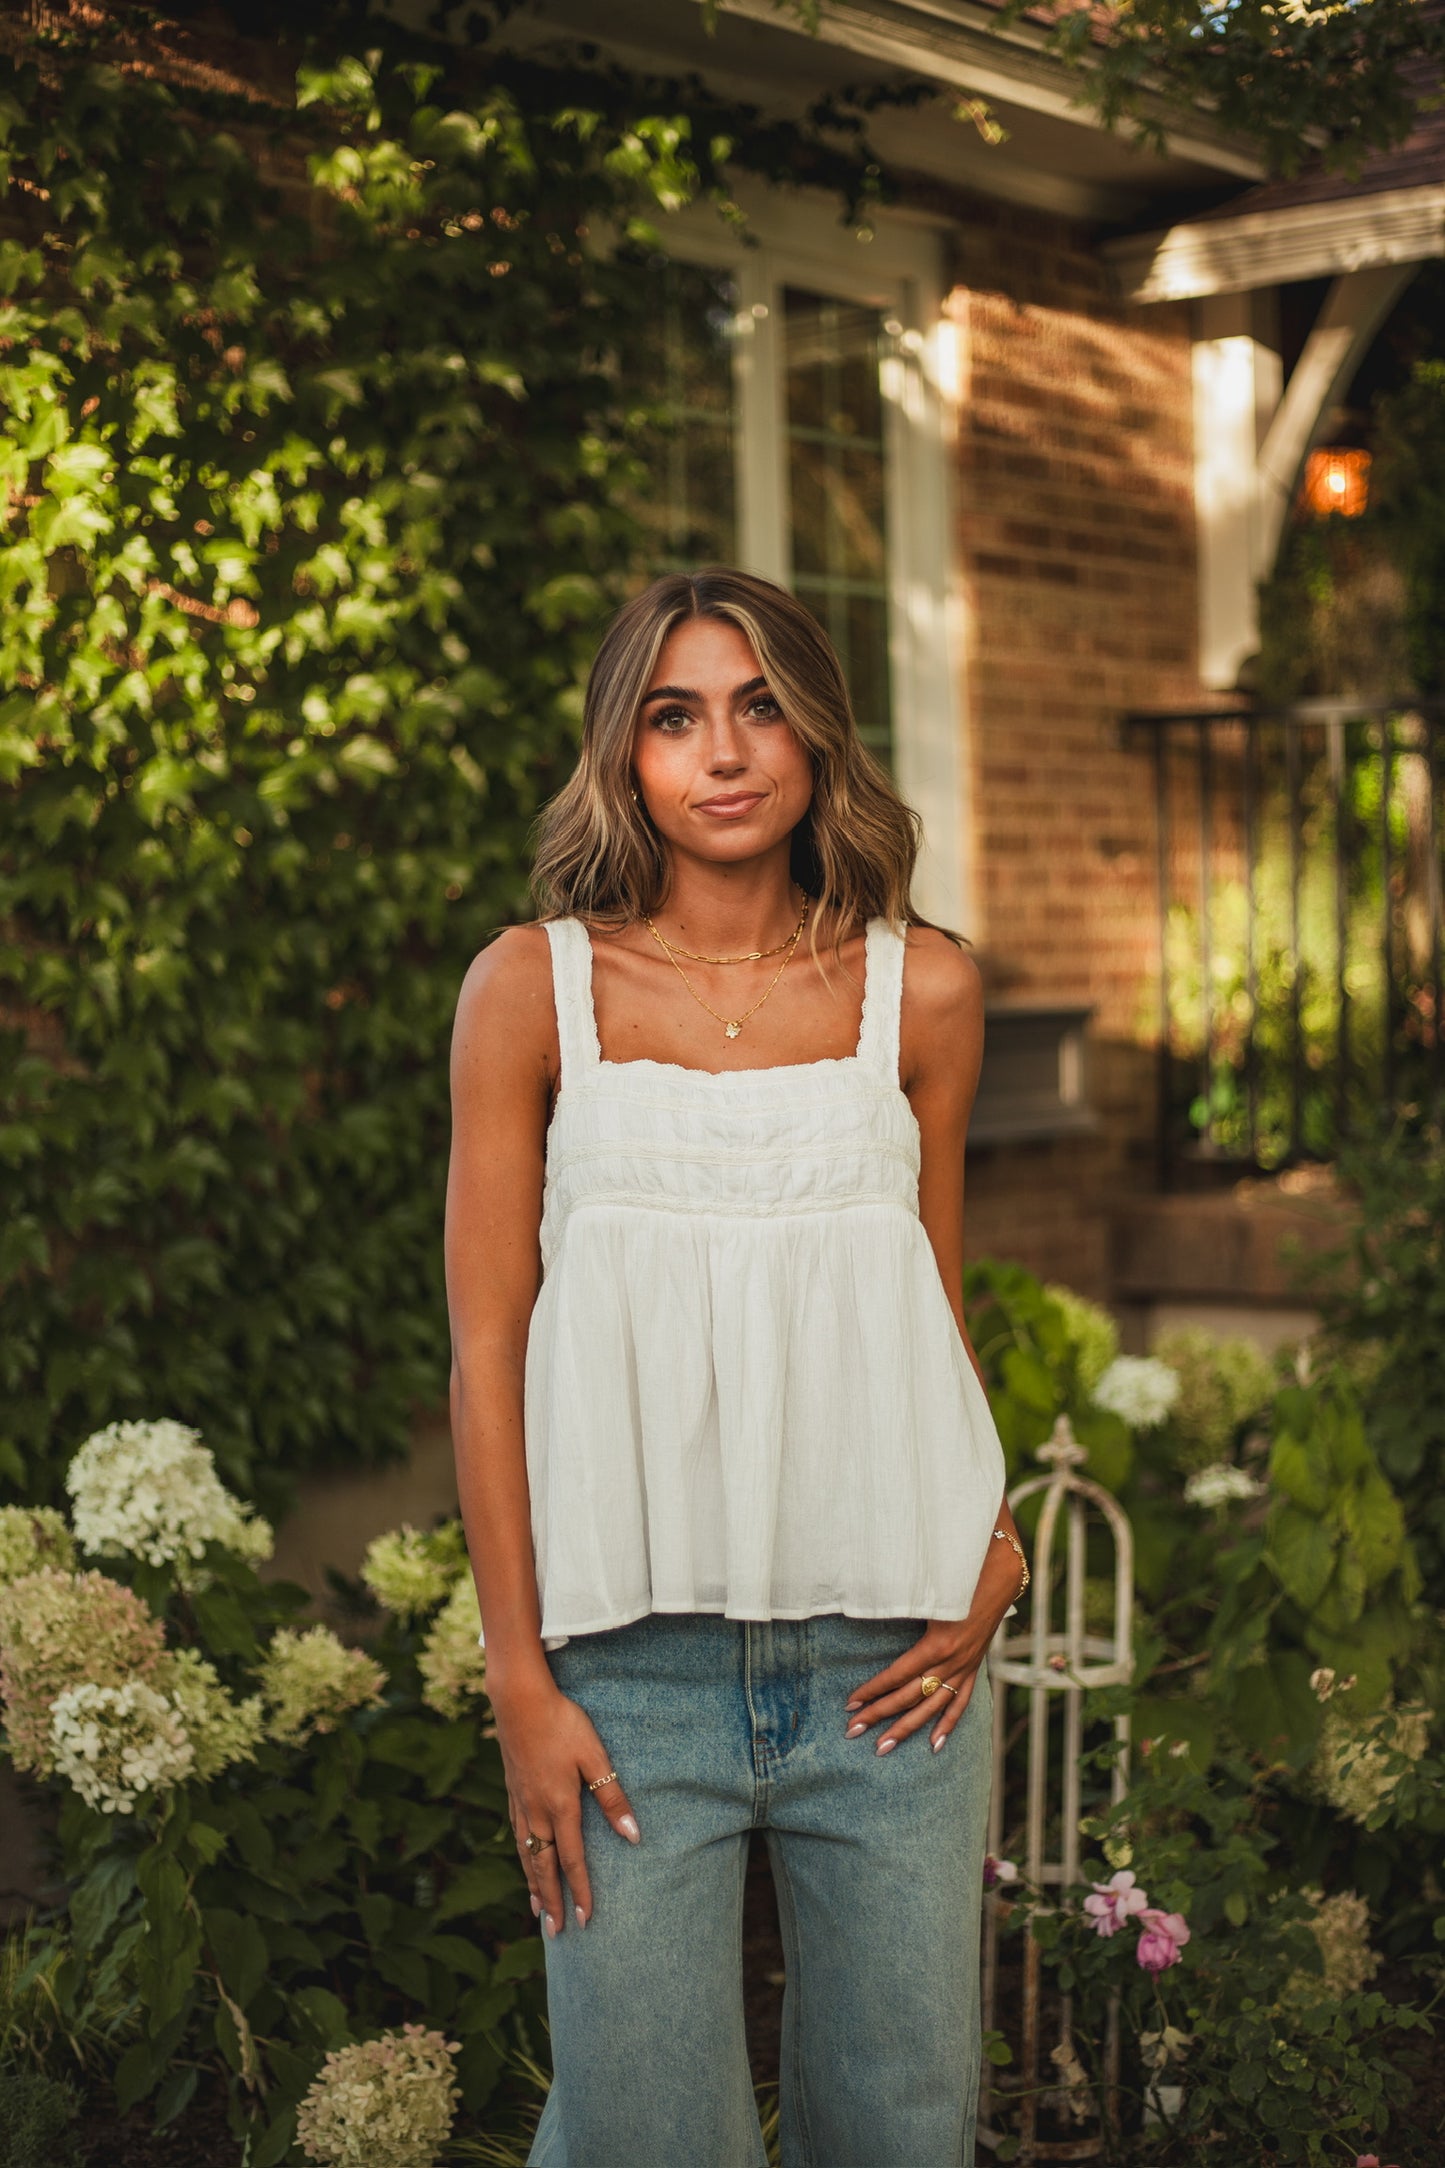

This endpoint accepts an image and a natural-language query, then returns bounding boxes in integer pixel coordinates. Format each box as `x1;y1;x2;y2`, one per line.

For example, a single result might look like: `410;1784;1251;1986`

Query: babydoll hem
539;1594;973;1651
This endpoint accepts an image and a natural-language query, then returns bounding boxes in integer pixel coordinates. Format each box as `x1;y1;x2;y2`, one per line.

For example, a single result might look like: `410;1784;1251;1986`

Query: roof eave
715;0;1269;179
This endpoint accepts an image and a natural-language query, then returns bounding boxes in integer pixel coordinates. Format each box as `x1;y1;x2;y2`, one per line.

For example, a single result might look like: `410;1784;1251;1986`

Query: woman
445;568;1028;2168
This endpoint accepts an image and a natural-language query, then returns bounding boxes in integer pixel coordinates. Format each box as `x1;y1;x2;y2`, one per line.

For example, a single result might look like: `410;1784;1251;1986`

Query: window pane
783;289;893;765
631;260;738;573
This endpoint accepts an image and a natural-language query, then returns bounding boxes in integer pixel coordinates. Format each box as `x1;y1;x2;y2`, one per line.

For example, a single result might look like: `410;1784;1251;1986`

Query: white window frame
656;186;973;934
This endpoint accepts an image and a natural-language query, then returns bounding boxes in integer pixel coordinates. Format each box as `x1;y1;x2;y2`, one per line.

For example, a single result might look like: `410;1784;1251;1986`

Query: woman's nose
704;712;747;770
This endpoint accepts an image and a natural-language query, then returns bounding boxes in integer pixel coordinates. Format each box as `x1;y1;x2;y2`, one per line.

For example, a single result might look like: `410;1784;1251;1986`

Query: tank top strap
544;917;602;1081
857;917;906;1082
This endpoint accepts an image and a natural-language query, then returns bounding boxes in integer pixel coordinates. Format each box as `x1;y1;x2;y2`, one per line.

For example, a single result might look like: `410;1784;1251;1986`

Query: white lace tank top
523;915;1008;1648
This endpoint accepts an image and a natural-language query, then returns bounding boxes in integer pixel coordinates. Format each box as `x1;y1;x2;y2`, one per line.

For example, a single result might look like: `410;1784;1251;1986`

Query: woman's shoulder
453;922;559;1045
900;922;983;1026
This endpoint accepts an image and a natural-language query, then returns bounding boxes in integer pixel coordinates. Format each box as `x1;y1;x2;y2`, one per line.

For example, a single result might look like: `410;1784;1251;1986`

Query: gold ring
523;1832;555;1856
586;1769;620;1792
919;1675;958;1699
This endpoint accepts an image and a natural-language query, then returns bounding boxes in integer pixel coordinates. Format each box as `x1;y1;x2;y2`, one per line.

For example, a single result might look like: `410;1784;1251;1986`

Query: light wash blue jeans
528;1612;993;2168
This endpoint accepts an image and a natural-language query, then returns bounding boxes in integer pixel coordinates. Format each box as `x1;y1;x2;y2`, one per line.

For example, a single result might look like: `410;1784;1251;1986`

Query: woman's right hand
491;1670;641;1935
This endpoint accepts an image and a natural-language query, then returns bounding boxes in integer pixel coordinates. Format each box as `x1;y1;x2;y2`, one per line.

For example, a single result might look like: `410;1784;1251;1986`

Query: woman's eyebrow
639;676;768;708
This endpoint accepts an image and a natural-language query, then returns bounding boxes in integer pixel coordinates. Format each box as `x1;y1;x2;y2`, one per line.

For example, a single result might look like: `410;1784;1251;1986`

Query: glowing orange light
1303;447;1371;518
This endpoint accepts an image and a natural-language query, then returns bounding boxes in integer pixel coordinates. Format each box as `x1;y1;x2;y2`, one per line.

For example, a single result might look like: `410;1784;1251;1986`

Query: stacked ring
586;1768;620;1792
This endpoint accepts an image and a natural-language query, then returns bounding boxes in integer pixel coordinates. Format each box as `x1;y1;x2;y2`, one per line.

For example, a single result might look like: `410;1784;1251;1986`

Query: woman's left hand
843;1616;996;1754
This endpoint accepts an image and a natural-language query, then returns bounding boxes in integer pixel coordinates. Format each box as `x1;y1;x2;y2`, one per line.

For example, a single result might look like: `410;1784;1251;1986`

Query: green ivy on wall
0;23;879;1507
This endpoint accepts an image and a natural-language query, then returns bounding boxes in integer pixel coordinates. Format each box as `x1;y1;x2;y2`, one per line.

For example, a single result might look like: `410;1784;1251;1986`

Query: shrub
0;2067;84;2168
0;1422;535;2161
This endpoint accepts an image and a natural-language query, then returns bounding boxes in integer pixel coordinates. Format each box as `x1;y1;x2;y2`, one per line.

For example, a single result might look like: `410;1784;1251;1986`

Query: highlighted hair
530;567;938;955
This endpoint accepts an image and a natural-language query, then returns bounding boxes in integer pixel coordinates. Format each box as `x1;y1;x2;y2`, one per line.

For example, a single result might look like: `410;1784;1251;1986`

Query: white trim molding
1108;181;1445;304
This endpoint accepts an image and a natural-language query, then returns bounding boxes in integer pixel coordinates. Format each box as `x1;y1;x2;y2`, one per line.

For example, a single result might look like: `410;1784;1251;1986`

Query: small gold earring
630;784;641;805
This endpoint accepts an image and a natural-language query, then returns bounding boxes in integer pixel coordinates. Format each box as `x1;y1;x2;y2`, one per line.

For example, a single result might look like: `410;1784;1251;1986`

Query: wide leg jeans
528;1611;994;2168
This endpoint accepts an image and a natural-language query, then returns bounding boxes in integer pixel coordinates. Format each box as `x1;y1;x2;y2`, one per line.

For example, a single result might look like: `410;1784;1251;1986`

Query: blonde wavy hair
531;567;944;957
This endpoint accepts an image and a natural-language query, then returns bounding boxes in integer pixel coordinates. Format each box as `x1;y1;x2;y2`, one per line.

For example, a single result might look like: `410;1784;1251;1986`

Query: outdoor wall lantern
1302;446;1371;519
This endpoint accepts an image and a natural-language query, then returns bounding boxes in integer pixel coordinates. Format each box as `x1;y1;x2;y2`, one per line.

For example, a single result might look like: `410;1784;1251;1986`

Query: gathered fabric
524;914;1007;1649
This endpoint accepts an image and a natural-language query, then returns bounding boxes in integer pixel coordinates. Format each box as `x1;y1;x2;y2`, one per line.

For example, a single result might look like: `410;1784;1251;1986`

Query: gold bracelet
993;1525;1030;1599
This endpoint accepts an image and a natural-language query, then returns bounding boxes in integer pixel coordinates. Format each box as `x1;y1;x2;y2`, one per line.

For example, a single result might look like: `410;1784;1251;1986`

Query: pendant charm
724;1021;741;1040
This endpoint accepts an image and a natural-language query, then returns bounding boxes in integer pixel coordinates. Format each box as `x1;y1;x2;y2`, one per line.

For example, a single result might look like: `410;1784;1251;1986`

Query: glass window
631;259;738;572
783;288;893;765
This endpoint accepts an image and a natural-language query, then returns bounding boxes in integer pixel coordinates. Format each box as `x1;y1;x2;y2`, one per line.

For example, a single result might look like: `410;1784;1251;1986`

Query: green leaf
1268;1432;1331;1515
205;1907;268;2011
436;1855;526;1923
70;1852;138;1954
289;1985;351;2049
247;2108;297;2168
1267;1504;1336;1612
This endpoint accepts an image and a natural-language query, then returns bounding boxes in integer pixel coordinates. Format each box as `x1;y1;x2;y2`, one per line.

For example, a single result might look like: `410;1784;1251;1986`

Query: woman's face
630;615;814;870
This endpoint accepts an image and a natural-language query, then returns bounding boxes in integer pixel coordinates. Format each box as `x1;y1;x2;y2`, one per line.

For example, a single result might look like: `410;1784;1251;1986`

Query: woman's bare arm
841;926;1026;1751
445;926;639;1934
446;926;555;1685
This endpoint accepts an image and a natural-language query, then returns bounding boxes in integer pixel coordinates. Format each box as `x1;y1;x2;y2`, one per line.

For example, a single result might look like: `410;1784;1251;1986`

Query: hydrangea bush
0;1421;534;2162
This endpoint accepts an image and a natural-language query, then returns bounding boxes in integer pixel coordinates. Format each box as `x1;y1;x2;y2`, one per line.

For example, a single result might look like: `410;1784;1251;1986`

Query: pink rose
983;1855;1019;1889
1083;1870;1149;1937
1136;1908;1191;1974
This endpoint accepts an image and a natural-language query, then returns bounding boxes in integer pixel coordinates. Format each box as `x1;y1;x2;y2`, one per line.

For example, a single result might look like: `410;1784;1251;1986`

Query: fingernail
932;1733;947;1753
876;1738;896;1756
618;1813;641;1844
530;1893;541;1918
575;1905;588;1929
845;1720;867;1738
543;1913;557;1938
845;1699;862;1711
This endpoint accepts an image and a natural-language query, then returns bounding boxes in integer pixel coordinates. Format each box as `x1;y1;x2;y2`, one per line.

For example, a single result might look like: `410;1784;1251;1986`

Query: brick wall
940;195;1203;1295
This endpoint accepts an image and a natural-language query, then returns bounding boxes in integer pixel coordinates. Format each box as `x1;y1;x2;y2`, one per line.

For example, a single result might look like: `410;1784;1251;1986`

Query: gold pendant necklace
643;897;809;1040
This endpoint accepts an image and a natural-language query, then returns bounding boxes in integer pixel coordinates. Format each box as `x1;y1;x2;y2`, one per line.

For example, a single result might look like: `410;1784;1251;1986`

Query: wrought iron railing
1122;701;1445;1188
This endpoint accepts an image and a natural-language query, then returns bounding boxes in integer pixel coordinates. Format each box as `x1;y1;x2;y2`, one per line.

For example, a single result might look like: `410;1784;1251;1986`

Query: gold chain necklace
646;898;808;967
643;897;809;1041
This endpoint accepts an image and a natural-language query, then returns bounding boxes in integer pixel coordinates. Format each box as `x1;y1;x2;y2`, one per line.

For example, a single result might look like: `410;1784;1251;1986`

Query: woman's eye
649;708;692;733
747;697;783;721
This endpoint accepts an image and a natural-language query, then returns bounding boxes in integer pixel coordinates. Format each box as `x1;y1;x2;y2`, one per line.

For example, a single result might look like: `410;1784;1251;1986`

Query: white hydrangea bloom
1183;1462;1262;1509
1091;1356;1180;1431
260;1626;386;1746
417;1578;487;1721
1312;1700;1432;1824
161;1649;265;1781
296;2024;460;2168
361;1522;468;1622
1044;1284;1120;1394
66;1419;272;1584
0;1507;76;1587
50;1679;194;1815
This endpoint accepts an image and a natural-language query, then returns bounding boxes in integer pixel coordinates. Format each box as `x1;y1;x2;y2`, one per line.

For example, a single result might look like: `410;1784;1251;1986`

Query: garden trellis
980;1414;1135;2160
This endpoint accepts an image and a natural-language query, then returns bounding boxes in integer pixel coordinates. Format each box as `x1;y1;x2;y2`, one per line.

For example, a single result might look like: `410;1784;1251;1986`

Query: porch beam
1107;181;1445;305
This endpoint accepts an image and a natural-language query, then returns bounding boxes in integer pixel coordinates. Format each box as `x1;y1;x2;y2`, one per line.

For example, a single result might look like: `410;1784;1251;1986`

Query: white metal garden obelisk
978;1414;1134;2161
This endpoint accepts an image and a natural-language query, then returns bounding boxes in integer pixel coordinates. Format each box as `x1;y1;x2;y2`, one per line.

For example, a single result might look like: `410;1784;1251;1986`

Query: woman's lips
696;792;765;819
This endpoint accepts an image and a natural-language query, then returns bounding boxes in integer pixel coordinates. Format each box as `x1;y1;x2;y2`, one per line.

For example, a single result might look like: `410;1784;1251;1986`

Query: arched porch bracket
1253;261;1418;578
